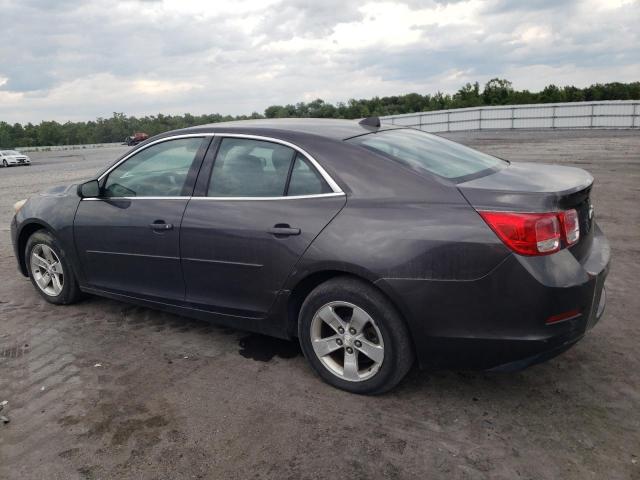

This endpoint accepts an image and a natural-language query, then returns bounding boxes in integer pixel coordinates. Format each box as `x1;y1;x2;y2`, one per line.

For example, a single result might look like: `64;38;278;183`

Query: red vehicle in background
124;132;149;146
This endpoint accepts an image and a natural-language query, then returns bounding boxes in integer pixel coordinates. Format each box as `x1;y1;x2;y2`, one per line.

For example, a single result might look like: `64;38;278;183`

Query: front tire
298;277;414;394
2;160;8;167
25;230;82;305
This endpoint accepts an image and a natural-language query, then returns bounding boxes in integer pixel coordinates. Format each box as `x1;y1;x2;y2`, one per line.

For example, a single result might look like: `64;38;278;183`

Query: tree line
1;79;638;148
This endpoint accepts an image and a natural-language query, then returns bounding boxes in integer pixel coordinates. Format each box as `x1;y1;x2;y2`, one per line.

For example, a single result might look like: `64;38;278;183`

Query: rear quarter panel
283;143;511;344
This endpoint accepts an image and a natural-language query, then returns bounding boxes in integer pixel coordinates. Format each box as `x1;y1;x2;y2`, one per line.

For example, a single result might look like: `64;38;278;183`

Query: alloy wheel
30;244;64;297
310;301;385;382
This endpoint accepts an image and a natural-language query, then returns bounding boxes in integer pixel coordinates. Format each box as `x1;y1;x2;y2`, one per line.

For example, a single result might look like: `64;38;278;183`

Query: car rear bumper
377;222;610;370
489;283;606;372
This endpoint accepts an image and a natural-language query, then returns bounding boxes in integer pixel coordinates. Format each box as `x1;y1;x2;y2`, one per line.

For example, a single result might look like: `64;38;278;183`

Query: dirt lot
0;131;638;480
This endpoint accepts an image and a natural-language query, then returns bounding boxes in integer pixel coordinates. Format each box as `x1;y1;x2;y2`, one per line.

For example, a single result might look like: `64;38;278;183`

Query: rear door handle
268;224;301;236
149;221;173;231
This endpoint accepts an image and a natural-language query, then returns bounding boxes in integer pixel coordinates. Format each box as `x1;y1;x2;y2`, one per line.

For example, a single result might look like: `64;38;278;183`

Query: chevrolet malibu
11;118;610;394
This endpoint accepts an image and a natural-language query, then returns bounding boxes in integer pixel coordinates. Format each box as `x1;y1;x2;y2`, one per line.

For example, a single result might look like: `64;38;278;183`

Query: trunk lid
458;162;595;261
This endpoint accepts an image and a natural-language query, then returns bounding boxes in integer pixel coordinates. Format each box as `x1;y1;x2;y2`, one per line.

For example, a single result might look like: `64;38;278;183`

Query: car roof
178;118;402;141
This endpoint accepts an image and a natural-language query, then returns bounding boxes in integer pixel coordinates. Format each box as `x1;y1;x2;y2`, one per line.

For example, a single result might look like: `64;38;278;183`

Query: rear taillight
479;211;560;255
479;209;580;256
561;209;580;245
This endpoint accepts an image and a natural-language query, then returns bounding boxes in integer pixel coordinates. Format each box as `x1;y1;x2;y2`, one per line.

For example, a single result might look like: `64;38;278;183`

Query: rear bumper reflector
546;308;581;325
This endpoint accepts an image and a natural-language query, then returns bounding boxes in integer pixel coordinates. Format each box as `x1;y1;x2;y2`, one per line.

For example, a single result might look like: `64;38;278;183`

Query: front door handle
149;221;174;231
268;224;301;236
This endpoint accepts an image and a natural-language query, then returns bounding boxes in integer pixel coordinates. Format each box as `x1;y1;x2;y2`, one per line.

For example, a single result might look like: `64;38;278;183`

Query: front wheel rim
30;244;64;297
310;301;385;382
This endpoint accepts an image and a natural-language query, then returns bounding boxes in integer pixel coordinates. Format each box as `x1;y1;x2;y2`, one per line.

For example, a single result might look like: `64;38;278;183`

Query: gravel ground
0;130;638;480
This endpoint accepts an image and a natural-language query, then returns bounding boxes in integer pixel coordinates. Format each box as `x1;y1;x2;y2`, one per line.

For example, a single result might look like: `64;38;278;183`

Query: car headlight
13;199;27;214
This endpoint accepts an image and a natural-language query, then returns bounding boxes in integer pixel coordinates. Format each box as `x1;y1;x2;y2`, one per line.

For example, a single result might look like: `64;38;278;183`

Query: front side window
103;137;204;197
347;128;506;181
208;138;295;197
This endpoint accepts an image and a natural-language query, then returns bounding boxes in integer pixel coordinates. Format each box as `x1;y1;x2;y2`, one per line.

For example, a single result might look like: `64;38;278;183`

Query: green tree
482;78;514;105
453;82;482;108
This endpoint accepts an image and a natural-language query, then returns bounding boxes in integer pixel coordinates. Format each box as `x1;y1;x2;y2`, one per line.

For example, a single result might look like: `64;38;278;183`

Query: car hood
39;184;77;197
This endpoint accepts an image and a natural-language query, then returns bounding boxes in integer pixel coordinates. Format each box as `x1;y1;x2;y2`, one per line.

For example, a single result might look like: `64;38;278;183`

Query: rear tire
25;230;82;305
298;276;414;394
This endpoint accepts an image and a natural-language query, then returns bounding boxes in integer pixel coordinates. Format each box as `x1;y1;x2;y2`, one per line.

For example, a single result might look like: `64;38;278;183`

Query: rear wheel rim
310;301;385;382
30;244;64;297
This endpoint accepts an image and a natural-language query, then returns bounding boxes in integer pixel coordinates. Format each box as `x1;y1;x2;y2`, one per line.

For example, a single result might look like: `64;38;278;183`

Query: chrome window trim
212;133;343;194
97;133;214;182
191;192;345;201
82;192;345;201
82;196;191;201
91;131;344;200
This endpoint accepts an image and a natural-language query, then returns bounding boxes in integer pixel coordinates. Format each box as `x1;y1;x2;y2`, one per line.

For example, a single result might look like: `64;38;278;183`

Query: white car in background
1;150;31;167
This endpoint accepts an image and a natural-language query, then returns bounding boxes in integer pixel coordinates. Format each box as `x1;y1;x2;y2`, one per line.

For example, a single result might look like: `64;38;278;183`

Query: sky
0;0;638;124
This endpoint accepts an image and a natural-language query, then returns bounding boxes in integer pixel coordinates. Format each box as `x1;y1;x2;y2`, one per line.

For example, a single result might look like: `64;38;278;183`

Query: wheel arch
285;269;416;354
16;220;55;276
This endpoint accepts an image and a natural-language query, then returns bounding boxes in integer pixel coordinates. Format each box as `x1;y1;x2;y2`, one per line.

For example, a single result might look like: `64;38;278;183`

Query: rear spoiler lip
457;162;593;213
458;180;593;213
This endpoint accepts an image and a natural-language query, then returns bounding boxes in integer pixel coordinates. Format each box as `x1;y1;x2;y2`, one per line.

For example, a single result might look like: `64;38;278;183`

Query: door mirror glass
78;179;101;198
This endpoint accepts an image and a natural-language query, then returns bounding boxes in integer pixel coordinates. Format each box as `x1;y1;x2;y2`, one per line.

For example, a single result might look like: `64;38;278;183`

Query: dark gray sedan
11;118;609;394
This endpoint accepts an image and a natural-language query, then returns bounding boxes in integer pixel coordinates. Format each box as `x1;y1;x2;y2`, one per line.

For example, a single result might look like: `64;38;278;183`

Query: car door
74;135;211;301
180;135;346;318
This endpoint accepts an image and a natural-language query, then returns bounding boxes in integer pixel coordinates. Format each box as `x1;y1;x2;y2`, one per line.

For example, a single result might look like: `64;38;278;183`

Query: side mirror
77;179;101;198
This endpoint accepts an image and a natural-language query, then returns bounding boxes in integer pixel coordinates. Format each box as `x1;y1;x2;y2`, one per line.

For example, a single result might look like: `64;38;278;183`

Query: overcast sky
0;0;638;124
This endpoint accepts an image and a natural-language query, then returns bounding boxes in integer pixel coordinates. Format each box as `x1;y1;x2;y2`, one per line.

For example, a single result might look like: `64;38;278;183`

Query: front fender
13;185;82;280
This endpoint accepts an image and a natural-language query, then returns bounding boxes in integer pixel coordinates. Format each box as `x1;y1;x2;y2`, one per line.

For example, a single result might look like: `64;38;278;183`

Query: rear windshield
346;128;506;181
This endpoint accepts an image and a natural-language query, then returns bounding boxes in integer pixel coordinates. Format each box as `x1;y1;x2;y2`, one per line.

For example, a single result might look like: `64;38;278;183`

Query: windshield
2;150;20;155
347;128;506;181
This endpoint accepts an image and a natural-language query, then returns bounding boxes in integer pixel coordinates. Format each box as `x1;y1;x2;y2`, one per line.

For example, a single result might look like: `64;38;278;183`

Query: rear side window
347;128;506;180
287;154;332;196
208;138;333;198
208;138;295;197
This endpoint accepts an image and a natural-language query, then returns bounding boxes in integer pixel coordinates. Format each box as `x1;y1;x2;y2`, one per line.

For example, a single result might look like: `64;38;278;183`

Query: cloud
0;0;638;123
482;0;578;14
255;0;365;40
